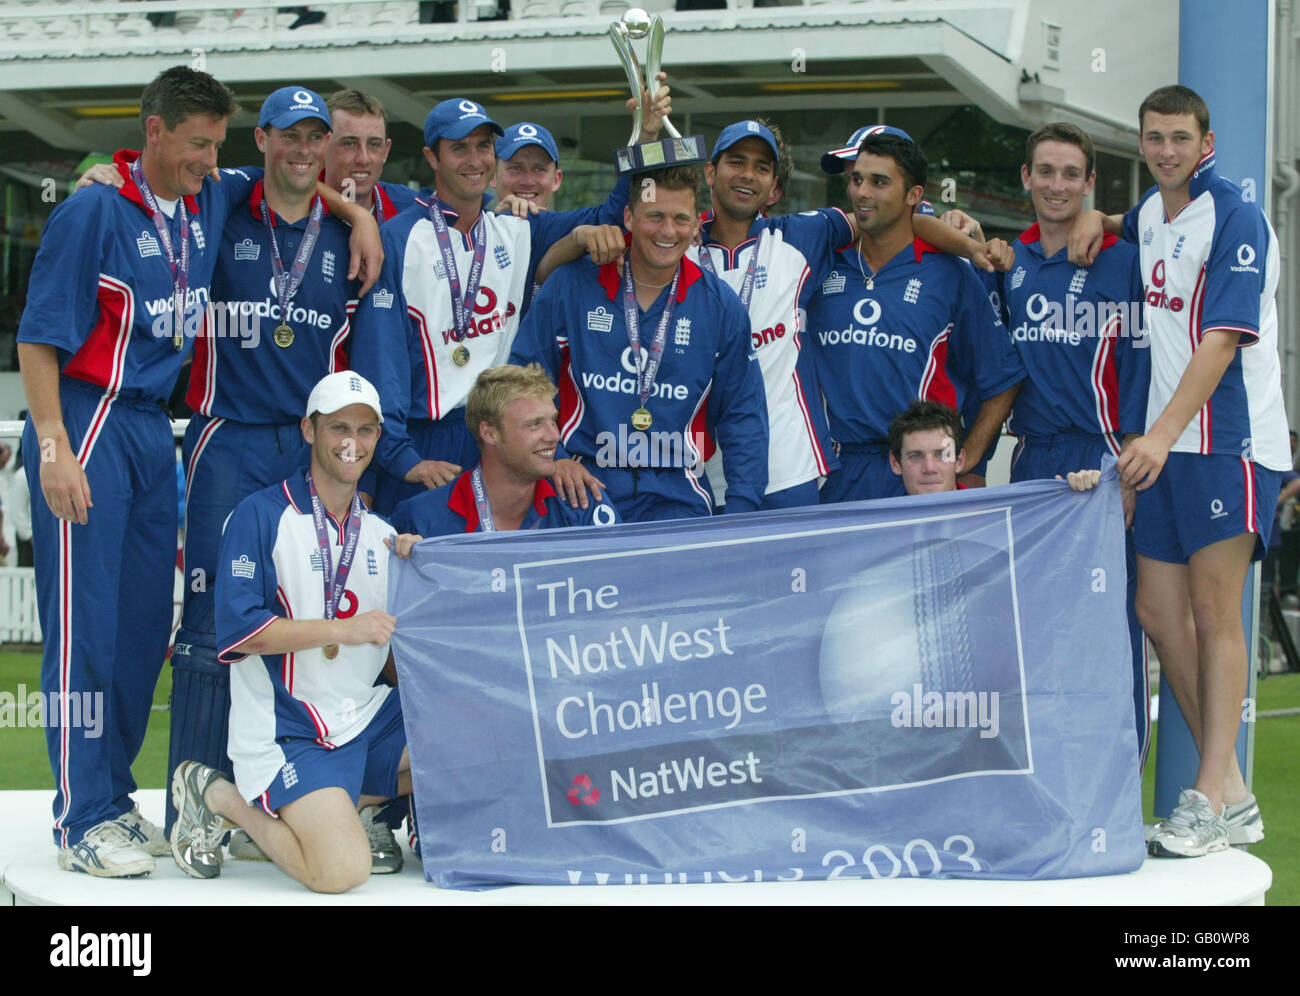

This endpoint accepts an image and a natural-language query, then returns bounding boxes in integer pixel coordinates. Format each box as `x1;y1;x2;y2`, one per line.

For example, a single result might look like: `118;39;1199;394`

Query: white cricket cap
305;371;384;422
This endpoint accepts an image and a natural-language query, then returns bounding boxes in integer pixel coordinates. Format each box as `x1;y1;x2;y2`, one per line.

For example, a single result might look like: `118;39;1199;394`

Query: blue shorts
820;444;905;503
1010;433;1117;484
256;691;406;816
1134;453;1281;564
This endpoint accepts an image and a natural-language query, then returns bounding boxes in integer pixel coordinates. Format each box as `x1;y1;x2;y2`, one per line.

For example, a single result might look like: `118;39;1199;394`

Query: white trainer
58;819;156;877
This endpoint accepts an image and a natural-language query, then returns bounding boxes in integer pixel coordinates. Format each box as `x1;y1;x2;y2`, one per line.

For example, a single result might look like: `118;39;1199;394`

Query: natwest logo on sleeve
1146;259;1184;312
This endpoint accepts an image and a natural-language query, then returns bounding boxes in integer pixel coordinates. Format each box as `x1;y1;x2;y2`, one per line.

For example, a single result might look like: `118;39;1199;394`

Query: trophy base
615;135;707;175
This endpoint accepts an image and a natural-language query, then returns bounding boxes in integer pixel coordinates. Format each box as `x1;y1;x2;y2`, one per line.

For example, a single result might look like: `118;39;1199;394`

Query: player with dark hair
323;89;417;223
1070;84;1286;856
349;89;670;516
170;371;420;892
19;66;254;877
510;165;769;521
392;363;620;535
971;119;1152;767
807;128;1025;503
888;399;1101;497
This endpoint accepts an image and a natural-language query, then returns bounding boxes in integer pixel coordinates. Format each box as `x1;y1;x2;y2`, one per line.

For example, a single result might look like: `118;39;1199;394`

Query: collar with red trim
374;183;398;221
447;468;556;532
247;179;328;224
597;249;704;304
112;148;200;217
1017;222;1116;254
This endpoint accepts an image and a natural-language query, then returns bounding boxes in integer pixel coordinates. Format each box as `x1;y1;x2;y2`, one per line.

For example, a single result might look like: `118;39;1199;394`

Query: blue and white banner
390;467;1144;889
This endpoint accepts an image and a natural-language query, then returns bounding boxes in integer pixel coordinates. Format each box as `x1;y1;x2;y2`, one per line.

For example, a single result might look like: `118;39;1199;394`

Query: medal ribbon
427;199;488;342
129;158;191;349
262;196;324;332
621;260;681;414
471;466;543;532
305;470;363;620
697;229;762;311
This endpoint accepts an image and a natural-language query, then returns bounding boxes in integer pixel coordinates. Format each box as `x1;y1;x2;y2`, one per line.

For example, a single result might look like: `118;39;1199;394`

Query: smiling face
624;184;699;281
144;112;228;200
494;144;562;208
1140;110;1213;195
706;137;778;223
425;124;497;208
845;152;920;240
257;119;330;202
324;109;391;205
481;394;561;483
1022;139;1095;226
303;403;380;487
889;427;965;495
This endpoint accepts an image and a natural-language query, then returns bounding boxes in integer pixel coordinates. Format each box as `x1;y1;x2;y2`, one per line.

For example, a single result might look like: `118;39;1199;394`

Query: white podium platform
1;790;1271;906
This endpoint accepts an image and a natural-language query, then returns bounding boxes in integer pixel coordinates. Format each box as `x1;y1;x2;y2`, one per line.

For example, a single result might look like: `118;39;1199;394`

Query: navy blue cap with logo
712;120;780;164
820;124;914;175
424;98;504;149
496;122;560;165
259;86;332;131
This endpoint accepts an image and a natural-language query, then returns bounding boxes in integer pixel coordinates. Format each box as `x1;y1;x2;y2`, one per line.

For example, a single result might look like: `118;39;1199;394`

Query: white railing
0;567;41;643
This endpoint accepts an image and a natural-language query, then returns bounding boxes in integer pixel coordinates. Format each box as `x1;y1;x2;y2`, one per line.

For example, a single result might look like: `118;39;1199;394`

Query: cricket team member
493;122;564;210
980;122;1152;766
807;129;1025;502
323;89;418;223
888;400;1103;497
1071;85;1286;856
168;86;378;839
18;67;258;876
350;91;669;515
392;364;620;535
171;372;419;892
510;166;769;521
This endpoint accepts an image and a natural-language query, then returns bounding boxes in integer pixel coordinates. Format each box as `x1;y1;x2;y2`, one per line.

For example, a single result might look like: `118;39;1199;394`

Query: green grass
3;649;1297;903
0;649;172;794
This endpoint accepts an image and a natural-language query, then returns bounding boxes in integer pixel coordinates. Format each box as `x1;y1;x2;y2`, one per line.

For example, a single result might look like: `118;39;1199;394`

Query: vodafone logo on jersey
1146;259;1184;313
336;590;359;619
439;286;517;345
1231;242;1260;275
816;297;917;353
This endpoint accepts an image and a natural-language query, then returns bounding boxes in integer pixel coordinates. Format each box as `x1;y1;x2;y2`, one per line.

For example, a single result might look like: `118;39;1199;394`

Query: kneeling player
170;372;420;893
392;364;621;535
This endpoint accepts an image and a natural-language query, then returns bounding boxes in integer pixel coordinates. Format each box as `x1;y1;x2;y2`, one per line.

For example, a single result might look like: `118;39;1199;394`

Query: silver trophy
609;8;706;174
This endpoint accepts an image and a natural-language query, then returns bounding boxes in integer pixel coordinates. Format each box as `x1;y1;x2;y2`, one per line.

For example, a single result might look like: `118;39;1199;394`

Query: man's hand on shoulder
495;194;543;218
74;163;124;193
405;459;461;491
551;458;605;508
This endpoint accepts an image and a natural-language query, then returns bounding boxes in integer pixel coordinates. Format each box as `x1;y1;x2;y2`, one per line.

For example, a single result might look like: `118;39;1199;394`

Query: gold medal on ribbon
274;323;294;348
631;407;653;430
322;643;339;660
452;345;471;367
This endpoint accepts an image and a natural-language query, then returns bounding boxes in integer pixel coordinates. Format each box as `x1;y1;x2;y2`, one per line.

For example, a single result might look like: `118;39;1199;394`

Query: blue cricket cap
820;124;914;175
259;86;332;131
712;120;780;164
496;122;560;165
424;98;503;149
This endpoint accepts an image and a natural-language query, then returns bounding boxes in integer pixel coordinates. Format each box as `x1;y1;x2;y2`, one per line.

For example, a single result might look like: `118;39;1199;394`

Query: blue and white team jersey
187;181;361;422
349;182;629;484
216;472;395;802
984;225;1149;449
1122;153;1289;470
17;150;256;405
690;207;852;494
391;469;620;535
509;256;770;513
806;239;1025;444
